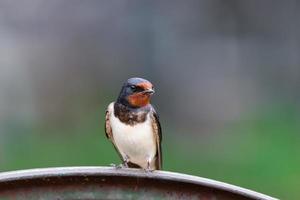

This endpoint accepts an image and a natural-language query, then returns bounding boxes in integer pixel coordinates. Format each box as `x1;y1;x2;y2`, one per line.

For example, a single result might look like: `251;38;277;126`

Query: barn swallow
105;77;162;170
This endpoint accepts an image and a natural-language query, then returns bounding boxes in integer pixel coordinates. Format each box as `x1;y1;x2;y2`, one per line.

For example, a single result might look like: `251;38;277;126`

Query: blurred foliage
1;104;299;200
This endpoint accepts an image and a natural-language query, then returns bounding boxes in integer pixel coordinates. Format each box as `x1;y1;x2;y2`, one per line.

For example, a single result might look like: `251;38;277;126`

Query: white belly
108;103;156;169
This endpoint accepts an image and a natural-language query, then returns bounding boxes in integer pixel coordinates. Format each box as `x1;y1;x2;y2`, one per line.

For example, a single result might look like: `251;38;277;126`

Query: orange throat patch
127;93;151;107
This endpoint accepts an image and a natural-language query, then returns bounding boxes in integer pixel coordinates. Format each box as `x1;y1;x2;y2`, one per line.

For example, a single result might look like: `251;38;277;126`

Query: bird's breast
108;103;156;165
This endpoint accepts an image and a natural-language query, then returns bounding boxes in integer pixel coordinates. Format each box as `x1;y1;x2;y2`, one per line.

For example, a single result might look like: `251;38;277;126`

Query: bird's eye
130;85;137;90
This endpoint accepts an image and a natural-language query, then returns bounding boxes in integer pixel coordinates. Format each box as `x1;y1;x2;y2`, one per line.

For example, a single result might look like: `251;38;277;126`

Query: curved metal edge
0;166;278;200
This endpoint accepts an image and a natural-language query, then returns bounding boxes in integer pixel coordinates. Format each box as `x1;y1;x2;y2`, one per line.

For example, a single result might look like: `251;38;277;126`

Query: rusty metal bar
0;167;278;200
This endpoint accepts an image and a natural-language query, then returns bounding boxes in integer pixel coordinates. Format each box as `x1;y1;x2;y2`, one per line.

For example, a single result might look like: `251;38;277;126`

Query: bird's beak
143;88;155;95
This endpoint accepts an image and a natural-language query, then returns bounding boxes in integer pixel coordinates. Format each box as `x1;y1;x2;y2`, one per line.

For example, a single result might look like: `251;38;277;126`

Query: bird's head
117;77;155;108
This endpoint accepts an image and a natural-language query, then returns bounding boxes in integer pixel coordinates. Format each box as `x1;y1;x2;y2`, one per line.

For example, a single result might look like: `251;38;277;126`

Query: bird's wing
150;106;162;170
105;109;113;139
105;103;124;161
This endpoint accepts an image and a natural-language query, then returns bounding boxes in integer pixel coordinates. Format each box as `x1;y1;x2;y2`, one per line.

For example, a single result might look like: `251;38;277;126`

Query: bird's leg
144;158;154;172
122;155;130;168
110;155;130;169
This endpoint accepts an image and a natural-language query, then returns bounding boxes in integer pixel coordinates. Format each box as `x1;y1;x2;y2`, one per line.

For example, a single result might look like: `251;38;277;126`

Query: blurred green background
0;1;299;199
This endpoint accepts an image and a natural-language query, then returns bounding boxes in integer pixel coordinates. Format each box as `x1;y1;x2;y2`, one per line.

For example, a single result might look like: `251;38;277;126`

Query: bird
105;77;162;171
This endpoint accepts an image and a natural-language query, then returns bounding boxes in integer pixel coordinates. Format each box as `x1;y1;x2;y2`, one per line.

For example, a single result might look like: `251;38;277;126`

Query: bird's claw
110;163;117;167
144;160;154;172
110;163;127;169
110;163;121;169
144;167;155;173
